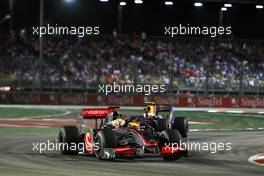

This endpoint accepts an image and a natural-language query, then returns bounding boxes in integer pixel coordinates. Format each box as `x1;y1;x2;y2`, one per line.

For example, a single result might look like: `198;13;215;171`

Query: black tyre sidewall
94;129;117;160
156;118;168;132
58;126;80;155
160;129;182;161
173;117;188;138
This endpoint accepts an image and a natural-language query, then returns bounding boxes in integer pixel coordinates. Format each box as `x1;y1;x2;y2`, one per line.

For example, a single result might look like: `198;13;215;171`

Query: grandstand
0;31;263;96
0;0;263;97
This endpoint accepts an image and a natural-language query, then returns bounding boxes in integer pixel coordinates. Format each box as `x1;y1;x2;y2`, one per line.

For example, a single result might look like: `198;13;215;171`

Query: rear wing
144;102;172;114
80;106;120;119
77;107;120;129
81;108;111;118
156;104;172;112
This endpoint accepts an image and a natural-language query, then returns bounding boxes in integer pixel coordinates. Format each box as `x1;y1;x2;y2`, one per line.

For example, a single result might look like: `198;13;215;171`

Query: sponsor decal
12;94;40;104
81;109;111;117
84;132;92;153
248;153;264;166
196;97;223;107
60;94;88;104
241;98;264;108
106;96;134;105
1;93;264;108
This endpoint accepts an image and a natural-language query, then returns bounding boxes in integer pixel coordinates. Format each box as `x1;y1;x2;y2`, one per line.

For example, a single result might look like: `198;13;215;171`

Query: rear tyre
94;129;117;160
58;126;80;155
159;129;182;161
156;118;168;132
173;117;188;138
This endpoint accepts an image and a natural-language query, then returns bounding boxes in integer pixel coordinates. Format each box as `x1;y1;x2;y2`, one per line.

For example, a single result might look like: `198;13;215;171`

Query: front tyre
94;129;117;160
173;117;189;138
159;129;182;161
156;118;168;132
58;126;80;155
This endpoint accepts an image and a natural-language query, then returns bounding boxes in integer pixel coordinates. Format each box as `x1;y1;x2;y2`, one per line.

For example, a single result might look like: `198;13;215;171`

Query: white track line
19;111;71;118
0;111;71;119
226;111;244;113
0;117;75;122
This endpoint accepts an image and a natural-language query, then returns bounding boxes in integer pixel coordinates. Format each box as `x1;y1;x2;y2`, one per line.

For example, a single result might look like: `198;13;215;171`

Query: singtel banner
0;93;263;108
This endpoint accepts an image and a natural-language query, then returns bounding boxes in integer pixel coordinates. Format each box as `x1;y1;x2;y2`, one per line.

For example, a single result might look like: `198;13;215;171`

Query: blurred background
0;0;264;98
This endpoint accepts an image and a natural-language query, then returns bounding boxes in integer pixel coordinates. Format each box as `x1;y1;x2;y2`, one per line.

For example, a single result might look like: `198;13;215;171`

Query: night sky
0;0;263;38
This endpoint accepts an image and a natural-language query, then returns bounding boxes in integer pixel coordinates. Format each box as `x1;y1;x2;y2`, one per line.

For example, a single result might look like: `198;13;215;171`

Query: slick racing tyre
58;126;80;155
159;129;182;161
156;118;168;132
94;128;117;160
173;117;189;138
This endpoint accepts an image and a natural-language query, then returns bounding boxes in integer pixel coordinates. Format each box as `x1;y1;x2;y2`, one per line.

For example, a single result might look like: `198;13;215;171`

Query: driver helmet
111;118;126;128
144;112;155;119
112;111;119;120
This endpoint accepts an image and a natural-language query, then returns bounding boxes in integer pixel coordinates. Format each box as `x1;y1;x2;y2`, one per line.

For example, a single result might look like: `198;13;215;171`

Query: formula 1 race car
58;103;189;161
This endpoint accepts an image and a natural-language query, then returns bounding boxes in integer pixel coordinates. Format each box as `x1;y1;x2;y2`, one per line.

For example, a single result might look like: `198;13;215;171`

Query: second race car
58;103;189;161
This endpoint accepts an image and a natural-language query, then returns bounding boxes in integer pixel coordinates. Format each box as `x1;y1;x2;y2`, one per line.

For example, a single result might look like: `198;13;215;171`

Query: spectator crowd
0;29;264;91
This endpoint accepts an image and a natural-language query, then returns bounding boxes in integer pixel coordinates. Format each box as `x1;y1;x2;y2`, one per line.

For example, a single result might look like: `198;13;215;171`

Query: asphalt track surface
0;130;263;176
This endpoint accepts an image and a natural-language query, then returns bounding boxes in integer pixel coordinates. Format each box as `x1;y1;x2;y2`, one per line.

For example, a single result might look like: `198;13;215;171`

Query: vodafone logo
82;109;110;117
84;132;92;153
248;153;264;166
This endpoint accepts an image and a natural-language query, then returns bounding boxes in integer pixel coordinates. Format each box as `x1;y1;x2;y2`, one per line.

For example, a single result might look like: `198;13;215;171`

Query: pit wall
0;93;264;108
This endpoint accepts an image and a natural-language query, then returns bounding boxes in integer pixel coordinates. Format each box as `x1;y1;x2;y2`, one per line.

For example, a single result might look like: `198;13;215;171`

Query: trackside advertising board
1;93;264;108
